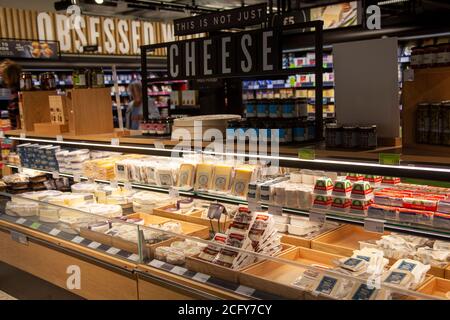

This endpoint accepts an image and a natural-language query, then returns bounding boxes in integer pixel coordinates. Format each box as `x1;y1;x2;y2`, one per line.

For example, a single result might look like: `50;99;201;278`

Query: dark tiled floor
0;262;83;300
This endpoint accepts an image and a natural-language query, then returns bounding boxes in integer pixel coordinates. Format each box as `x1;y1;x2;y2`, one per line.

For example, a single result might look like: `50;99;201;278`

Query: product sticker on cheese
350;283;378;300
231;168;253;197
313;275;341;297
212;165;233;192
195;163;214;190
177;163;196;188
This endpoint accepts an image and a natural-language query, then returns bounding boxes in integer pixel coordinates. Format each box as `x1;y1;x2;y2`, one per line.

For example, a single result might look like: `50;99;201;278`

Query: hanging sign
167;28;280;80
174;3;267;36
0;39;59;59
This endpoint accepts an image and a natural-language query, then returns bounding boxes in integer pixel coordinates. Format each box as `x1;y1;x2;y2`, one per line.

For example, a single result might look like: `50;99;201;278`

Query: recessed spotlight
95;0;104;4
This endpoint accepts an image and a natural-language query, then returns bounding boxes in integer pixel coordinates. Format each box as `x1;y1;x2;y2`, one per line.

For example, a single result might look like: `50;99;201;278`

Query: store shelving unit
5;131;450;241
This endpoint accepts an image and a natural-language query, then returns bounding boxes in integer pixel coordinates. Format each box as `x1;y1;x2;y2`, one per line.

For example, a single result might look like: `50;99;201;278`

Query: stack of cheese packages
82;154;127;180
360;233;450;269
381;258;430;291
197;206;282;270
114;155;183;187
71;181;137;209
131;191;174;213
292;247;391;300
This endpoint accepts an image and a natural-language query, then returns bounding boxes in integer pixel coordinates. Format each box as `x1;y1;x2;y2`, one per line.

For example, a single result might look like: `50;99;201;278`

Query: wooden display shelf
80;213;209;258
185;243;295;284
416;277;450;299
153;204;231;232
136;265;246;300
311;224;389;257
402;67;450;154
0;228;138;300
446;265;450;280
280;224;344;248
239;247;344;300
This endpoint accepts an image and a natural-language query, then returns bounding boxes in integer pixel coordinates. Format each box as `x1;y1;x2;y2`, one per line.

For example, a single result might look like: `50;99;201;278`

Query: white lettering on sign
73;16;87;53
221;36;232;74
169;44;179;77
131;21;141;54
55;14;71;51
185;41;196;77
66;265;81;290
117;20;130;54
37;12;54;41
241;34;252;72
103;18;116;54
262;31;274;71
203;39;212;75
88;16;102;52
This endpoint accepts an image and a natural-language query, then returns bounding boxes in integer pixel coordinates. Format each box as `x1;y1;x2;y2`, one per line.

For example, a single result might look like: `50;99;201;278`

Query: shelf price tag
248;199;262;212
153;141;165;149
110;180;118;188
379;153;401;165
298;148;315;160
56;135;63;142
20;132;26;139
52;171;60;179
169;187;179;198
0;131;4;138
111;138;120;146
124;182;133;191
309;210;326;224
364;218;385;234
268;204;283;216
73;173;81;182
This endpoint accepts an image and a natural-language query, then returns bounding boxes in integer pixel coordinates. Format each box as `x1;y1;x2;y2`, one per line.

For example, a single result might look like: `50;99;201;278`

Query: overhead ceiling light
377;0;409;5
95;0;104;4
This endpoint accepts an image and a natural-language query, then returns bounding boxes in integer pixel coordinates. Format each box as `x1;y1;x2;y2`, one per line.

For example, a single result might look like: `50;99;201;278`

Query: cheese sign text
168;29;280;79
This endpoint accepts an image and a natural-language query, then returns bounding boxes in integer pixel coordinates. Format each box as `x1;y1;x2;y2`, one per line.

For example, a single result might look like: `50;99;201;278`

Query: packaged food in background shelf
177;163;196;189
314;177;334;195
350;181;374;200
350;199;373;215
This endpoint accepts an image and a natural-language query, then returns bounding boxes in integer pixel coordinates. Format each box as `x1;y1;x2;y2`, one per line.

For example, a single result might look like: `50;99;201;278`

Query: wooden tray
280;224;345;248
153;204;231;232
311;225;389;257
239;247;344;299
185;243;295;284
80;213;209;258
417;277;450;299
446;265;450;280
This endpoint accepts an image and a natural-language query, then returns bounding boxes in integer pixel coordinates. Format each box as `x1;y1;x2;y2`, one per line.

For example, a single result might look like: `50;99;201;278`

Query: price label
379;153;401;165
106;247;120;255
309;211;326;224
403;68;414;82
128;254;140;262
0;131;4;138
30;222;41;230
71;236;84;244
49;228;61;236
87;241;101;249
171;266;188;276
149;259;165;268
20;132;26;139
16;218;26;224
268;204;283;216
153;141;165;149
298;148;315;160
364;218;385;234
52;171;60;179
192;272;210;283
235;285;256;296
110;180;118;188
17;166;23;173
248;199;262;212
56;135;63;142
124;182;133;191
111;138;120;146
73;173;81;182
169;187;179;198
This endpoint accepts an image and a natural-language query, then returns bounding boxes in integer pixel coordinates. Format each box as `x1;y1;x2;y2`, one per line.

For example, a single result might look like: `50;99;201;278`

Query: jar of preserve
93;68;105;87
440;101;450;146
73;68;87;88
268;100;280;118
422;46;438;68
245;101;256;118
410;47;424;69
436;43;450;67
325;123;342;148
256;100;269;118
358;125;377;149
20;72;33;91
342;125;358;148
282;99;295;118
429;103;441;144
415;103;430;144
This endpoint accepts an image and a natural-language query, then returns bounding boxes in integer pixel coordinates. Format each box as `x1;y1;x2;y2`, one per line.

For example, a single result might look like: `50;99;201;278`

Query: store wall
333;37;400;138
0;0;54;11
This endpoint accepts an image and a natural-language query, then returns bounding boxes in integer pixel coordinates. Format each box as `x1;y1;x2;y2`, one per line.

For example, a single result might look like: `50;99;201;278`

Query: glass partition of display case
1;133;450;300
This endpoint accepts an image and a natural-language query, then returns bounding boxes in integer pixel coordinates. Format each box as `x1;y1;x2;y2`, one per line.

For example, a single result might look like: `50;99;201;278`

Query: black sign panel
167;28;280;80
0;39;59;59
174;3;267;36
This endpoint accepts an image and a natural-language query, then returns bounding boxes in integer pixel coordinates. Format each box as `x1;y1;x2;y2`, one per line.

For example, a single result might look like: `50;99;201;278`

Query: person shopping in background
0;59;22;129
126;81;160;130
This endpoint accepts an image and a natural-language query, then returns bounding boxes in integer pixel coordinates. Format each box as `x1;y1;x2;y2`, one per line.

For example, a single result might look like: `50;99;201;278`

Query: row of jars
325;124;377;149
244;99;308;118
416;101;450;145
227;119;316;143
72;68;105;88
410;44;450;69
